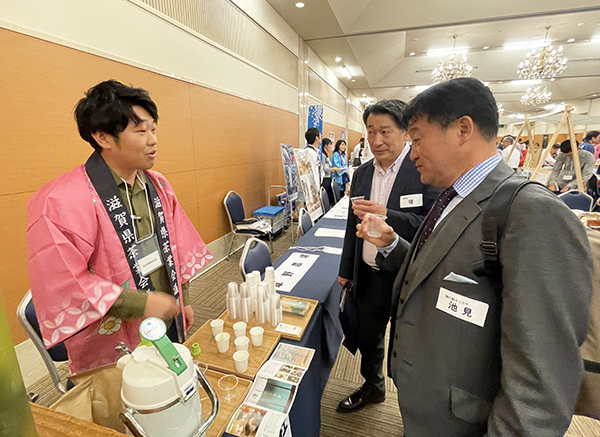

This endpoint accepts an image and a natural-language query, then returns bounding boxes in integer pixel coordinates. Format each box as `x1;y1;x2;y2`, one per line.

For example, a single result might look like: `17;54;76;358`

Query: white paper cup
233;321;247;338
233;350;249;373
250;326;264;347
265;266;275;281
210;319;224;336
234;336;249;351
215;332;230;353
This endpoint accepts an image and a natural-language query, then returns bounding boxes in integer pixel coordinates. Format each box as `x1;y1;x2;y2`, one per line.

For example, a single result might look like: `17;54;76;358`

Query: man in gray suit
358;78;593;436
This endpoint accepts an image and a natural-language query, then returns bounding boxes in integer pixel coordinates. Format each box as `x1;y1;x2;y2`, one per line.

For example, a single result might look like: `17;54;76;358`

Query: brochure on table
226;344;315;437
274;252;319;293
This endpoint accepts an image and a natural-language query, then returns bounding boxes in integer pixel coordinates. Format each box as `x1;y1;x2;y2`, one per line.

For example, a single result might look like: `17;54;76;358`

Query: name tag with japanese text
400;194;423;208
563;175;573;181
135;235;164;277
436;287;489;327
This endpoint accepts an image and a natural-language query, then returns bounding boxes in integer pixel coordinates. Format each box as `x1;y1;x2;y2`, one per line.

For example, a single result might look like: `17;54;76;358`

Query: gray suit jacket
380;161;593;436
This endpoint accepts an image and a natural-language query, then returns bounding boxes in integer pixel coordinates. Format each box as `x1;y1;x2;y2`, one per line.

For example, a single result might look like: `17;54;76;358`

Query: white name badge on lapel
563;175;573;181
436;287;489;327
400;193;423;208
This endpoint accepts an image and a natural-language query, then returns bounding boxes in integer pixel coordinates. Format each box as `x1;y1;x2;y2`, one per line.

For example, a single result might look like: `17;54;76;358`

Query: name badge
400;193;423;208
563;175;573;181
435;287;489;327
135;235;164;277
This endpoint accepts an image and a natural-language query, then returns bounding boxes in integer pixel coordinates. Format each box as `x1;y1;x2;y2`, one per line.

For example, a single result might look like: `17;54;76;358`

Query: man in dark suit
359;78;592;436
337;100;440;412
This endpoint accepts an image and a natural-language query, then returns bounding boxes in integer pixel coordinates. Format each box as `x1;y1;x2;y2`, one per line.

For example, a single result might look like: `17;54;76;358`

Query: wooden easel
530;105;584;192
504;115;533;165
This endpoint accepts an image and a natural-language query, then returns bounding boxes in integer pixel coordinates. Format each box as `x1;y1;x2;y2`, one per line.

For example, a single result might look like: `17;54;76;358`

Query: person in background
332;139;349;197
542;143;561;168
580;130;600;158
548;139;595;193
321;138;339;205
363;77;591;436
305;127;323;185
337;99;440;414
499;136;520;169
519;140;528;167
351;137;365;166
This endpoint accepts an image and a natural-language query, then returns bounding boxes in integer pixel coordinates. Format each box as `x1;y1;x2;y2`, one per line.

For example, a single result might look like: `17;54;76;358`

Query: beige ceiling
266;0;600;126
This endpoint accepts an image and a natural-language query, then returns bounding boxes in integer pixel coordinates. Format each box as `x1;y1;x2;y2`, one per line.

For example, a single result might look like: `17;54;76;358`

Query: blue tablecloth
224;205;348;437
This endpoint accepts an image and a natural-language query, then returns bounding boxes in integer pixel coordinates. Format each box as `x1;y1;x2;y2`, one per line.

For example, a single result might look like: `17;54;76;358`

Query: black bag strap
473;177;540;282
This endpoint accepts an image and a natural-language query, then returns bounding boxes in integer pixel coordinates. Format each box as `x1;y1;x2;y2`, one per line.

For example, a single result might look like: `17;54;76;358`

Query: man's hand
332;167;340;172
352;200;387;220
184;305;194;332
338;276;350;287
357;214;397;247
549;183;557;191
560;185;571;193
143;292;181;320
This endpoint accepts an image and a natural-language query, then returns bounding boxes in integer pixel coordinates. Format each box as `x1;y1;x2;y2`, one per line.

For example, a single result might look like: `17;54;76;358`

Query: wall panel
0;28;297;344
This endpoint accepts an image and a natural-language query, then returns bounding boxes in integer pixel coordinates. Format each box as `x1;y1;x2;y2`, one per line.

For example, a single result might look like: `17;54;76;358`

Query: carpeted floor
26;226;600;436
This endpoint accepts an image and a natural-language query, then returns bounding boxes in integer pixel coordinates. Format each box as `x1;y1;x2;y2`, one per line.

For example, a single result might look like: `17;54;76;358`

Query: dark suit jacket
380;161;593;436
338;151;440;290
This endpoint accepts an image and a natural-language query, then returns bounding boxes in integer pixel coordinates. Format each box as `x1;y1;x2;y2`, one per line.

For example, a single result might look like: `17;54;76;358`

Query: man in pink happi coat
27;80;212;376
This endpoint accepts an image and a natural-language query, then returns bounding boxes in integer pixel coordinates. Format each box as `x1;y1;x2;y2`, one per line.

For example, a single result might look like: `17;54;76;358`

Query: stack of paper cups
265;266;276;294
250;270;261;285
270;293;282;327
226;282;239;320
239;283;251;323
257;285;267;324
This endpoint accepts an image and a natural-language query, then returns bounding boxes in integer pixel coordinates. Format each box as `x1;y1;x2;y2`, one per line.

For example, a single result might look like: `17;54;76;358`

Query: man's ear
456;116;475;144
402;130;410;142
91;131;116;152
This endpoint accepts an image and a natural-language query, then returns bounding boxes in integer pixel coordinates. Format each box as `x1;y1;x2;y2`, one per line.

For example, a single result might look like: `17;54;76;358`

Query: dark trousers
356;260;394;393
322;177;335;205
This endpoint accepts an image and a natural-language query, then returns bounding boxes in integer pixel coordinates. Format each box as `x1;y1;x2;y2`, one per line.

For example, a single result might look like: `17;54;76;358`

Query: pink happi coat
27;165;212;375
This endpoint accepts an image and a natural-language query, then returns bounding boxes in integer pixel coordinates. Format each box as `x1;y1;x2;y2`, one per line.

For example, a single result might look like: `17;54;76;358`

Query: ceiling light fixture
415;85;431;91
517;27;567;80
409;52;416;56
483;46;489;50
578;22;585;26
335;57;342;62
431;35;473;83
497;103;504;114
304;60;308;64
511;79;542;85
342;66;353;79
351;79;356;82
592;37;600;43
295;2;305;8
520;85;552;106
567;38;575;42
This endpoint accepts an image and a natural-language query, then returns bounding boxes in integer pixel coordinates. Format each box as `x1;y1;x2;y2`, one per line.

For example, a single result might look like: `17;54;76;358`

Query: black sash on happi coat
85;151;185;342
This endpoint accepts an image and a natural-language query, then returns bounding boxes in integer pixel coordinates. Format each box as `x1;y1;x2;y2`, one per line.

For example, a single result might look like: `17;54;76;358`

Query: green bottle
0;294;39;437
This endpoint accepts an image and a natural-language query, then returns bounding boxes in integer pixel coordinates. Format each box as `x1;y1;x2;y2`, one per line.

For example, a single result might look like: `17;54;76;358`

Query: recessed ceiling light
295;2;305;8
561;101;566;104
405;87;410;89
483;82;490;86
351;79;356;82
578;22;585;26
362;94;367;97
335;57;342;62
550;78;556;81
409;52;416;56
498;81;503;84
567;38;575;42
483;46;489;50
511;79;542;85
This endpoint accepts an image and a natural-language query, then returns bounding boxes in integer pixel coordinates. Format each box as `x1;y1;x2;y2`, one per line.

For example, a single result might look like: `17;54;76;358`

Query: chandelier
497;103;504;114
517;27;567;79
520;85;552;106
432;36;473;83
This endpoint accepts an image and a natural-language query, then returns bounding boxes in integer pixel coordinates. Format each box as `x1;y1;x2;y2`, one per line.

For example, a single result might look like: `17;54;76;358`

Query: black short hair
363;100;407;129
305;127;321;145
322;138;332;147
560;139;579;154
74;80;158;152
401;78;498;141
584;130;600;142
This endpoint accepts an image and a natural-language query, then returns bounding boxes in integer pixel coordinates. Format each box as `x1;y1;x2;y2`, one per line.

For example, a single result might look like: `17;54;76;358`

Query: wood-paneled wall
0;28;298;344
